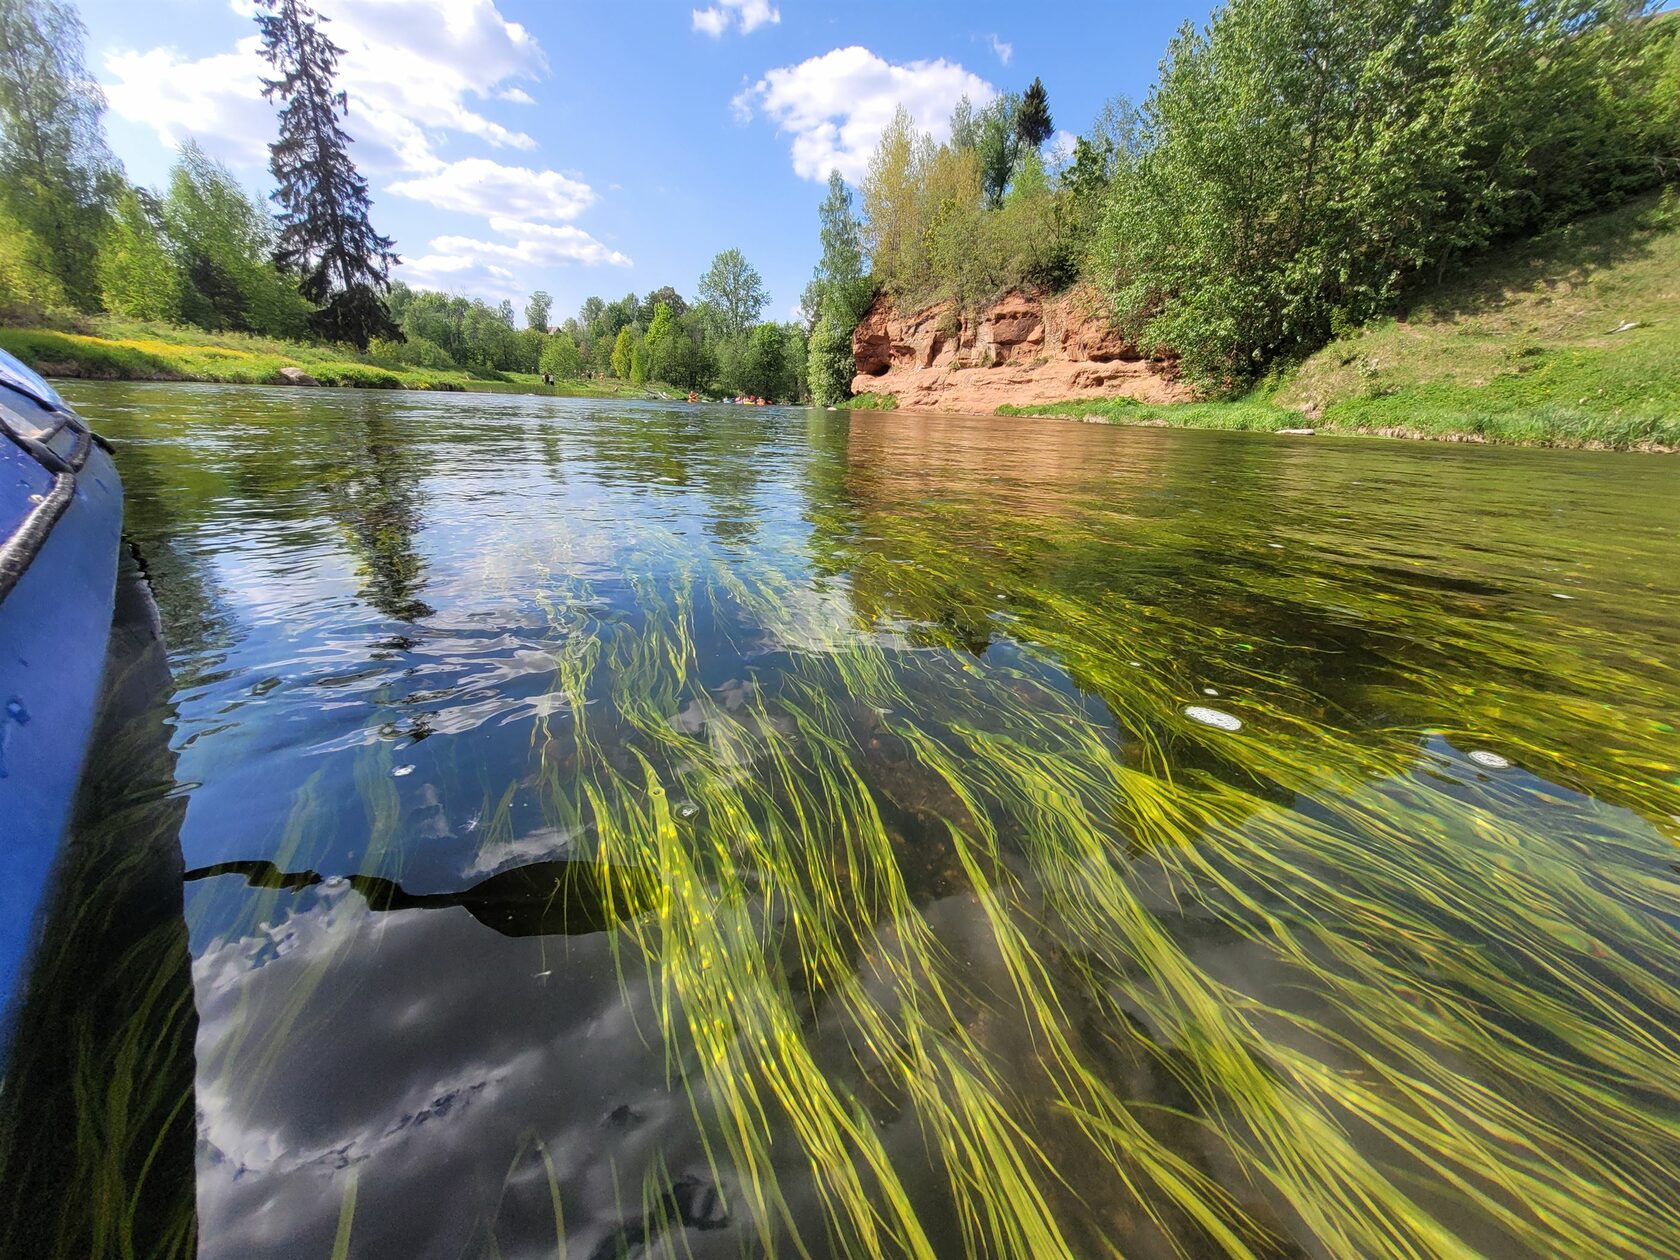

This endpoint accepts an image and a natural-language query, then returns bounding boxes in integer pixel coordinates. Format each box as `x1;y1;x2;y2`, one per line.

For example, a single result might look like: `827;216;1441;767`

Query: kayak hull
0;372;123;1049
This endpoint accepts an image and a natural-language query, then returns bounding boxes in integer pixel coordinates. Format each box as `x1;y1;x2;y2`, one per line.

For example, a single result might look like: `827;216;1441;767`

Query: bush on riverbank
845;1;1678;399
1000;193;1680;451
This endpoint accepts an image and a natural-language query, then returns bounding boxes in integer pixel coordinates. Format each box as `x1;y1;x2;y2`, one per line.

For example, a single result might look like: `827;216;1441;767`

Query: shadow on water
185;855;656;938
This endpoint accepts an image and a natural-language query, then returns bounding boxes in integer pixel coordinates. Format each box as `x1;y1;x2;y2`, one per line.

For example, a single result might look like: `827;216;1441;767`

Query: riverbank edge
0;325;683;402
996;398;1680;453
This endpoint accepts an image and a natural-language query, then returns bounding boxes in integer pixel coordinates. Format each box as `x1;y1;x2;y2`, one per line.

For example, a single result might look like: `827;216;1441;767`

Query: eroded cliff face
850;287;1190;412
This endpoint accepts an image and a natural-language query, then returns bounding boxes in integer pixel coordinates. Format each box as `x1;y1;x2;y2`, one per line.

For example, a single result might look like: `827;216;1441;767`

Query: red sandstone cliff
849;287;1190;413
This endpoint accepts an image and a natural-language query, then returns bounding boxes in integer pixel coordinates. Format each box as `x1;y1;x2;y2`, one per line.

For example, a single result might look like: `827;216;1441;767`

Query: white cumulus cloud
398;253;521;302
733;46;995;183
401;222;629;300
389;158;596;222
692;0;779;37
106;0;545;174
485;220;631;268
103;0;632;304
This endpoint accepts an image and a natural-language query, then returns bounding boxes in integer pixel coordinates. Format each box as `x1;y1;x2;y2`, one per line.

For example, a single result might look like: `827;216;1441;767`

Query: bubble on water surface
5;697;27;724
392;764;416;777
1184;706;1242;732
1468;750;1512;769
675;801;699;819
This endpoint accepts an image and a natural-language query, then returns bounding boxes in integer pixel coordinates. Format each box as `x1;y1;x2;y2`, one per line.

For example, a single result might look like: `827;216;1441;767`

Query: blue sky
82;0;1208;327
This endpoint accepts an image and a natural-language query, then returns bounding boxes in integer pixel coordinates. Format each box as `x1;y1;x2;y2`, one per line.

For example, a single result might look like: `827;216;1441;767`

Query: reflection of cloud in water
188;870;1075;1257
463;824;583;877
193;890;725;1260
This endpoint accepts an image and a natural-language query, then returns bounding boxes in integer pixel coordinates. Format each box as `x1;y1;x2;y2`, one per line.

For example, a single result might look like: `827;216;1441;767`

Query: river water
5;382;1678;1259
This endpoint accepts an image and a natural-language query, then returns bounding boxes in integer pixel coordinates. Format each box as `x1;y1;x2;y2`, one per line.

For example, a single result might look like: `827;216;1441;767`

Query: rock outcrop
273;366;319;386
850;287;1189;412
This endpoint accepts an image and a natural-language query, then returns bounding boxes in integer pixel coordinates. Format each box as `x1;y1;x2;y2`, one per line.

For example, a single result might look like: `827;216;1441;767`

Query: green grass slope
1003;193;1680;450
0;315;675;400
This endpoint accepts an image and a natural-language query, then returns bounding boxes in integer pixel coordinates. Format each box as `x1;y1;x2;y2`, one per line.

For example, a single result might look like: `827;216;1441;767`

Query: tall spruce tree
255;0;398;349
1016;77;1053;149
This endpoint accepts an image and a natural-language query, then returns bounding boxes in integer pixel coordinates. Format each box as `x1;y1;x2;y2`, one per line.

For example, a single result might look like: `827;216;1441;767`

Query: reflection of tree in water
321;401;434;623
566;405;777;548
102;432;236;688
803;413;1680;824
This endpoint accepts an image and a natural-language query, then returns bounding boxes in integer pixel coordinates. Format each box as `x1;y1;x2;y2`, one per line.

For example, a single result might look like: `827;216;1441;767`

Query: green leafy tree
165;142;310;336
98;188;178;321
778;321;809;402
807;315;851;406
539;332;582;380
644;300;678;381
256;0;398;348
590;332;615;377
663;310;715;390
814;169;873;326
524;289;551;331
949;95;980;151
0;205;66;307
516;325;544;371
977;93;1021;209
639;285;687;322
1016;77;1053;150
611;325;635;379
738;323;785;398
698;248;767;340
807;169;874;404
0;0;118;308
1098;0;1668;389
861;107;931;284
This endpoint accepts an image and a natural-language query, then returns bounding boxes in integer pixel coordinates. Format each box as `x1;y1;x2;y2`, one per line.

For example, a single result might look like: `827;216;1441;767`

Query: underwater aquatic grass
367;473;1639;1260
441;469;1680;1259
68;391;1680;1258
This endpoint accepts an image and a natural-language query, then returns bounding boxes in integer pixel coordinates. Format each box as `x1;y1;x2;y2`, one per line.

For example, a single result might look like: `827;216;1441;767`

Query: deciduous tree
539;332;581;380
0;0;118;308
807;169;874;404
1097;0;1669;389
99;188;178;322
165;142;310;337
524;290;552;331
698;248;767;340
611;325;635;379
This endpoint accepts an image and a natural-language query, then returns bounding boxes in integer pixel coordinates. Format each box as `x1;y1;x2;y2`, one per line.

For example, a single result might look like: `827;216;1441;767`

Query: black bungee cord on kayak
0;375;105;605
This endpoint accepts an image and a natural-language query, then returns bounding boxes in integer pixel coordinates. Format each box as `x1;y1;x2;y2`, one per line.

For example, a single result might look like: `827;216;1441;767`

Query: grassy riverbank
1001;194;1680;451
0;316;678;400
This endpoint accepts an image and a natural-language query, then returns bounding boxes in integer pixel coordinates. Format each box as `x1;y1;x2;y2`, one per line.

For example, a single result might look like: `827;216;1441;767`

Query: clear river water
3;382;1677;1260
